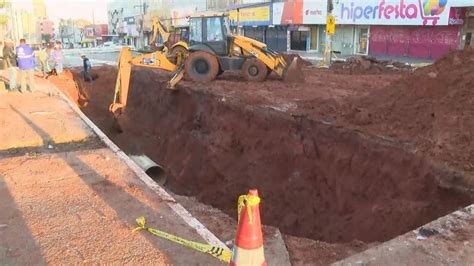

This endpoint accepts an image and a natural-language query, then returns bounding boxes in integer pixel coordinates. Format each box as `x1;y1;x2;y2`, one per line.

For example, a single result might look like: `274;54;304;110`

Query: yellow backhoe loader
149;18;188;65
110;12;303;115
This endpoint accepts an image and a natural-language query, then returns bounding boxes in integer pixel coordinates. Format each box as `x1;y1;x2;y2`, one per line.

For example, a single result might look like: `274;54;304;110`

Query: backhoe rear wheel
241;58;268;82
185;51;219;82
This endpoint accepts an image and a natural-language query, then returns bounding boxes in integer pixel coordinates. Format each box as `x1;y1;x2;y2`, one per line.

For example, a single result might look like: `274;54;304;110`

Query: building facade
107;0;174;48
330;0;468;60
460;7;474;48
6;0;48;44
84;24;108;46
36;18;54;44
105;0;473;58
107;0;142;46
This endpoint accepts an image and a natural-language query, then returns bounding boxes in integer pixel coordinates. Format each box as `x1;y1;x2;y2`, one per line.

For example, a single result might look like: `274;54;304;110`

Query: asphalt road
64;51;120;68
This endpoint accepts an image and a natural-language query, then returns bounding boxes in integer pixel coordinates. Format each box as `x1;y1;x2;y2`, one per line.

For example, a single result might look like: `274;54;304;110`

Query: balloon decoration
423;0;448;16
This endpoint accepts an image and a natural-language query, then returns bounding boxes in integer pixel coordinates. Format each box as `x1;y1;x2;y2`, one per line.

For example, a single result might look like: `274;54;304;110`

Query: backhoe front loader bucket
110;47;133;115
283;57;305;83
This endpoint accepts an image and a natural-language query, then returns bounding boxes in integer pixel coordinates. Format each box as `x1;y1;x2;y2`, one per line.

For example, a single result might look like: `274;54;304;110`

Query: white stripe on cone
230;245;266;266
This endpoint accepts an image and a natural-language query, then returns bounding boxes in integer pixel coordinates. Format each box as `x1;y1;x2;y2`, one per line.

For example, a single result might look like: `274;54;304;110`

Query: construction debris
332;55;412;74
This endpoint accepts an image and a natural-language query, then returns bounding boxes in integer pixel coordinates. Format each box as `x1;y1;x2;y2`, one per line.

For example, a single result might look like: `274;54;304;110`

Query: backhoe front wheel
185;51;219;82
241;58;268;82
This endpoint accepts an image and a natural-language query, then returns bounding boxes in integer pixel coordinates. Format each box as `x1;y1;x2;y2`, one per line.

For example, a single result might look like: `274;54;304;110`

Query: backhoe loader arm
150;18;171;49
232;35;288;77
109;47;185;115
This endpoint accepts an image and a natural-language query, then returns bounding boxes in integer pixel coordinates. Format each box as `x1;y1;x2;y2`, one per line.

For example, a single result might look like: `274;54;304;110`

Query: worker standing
49;41;64;76
3;39;18;92
16;39;36;92
81;54;92;82
37;44;49;78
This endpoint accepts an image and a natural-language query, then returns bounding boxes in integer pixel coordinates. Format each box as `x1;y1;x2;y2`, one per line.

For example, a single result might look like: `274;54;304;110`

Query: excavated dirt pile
332;55;412;74
54;60;473;247
344;47;474;180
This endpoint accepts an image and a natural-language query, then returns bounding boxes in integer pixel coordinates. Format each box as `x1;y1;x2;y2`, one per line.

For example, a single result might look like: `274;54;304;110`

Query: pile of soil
282;53;313;67
344;47;474;181
332;55;412;74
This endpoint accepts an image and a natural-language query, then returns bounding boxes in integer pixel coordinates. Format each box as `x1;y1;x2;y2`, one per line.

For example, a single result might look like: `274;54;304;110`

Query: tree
59;18;66;43
42;33;51;43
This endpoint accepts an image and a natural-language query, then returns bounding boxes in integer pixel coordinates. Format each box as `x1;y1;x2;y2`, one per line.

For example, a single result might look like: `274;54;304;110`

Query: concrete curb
51;81;230;251
333;204;474;265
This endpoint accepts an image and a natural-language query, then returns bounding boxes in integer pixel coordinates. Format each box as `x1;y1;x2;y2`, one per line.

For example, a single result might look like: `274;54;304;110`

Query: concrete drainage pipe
129;155;166;185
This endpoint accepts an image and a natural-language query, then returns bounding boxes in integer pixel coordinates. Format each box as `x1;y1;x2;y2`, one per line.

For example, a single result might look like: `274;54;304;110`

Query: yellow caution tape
133;216;232;263
237;194;261;224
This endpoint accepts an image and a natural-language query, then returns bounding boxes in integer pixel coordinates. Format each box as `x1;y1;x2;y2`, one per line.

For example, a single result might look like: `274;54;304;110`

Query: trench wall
73;68;471;243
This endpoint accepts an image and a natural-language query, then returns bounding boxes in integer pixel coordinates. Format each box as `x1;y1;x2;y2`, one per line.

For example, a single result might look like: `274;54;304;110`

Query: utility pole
134;0;148;49
323;0;334;67
92;10;96;46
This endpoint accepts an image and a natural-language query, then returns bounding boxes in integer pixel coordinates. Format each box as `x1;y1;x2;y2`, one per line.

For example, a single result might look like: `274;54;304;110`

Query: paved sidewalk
0;75;226;264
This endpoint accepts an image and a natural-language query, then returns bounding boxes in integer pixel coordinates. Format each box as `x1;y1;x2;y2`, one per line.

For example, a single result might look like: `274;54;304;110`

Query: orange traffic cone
230;189;266;266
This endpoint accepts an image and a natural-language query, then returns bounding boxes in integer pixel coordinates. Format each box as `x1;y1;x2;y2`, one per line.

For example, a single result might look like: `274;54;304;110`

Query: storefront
460;8;474;48
229;3;288;52
331;0;467;59
369;25;459;59
272;0;327;51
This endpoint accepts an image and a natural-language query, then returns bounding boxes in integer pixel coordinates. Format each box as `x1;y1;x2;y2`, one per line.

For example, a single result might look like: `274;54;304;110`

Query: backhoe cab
184;13;292;83
110;12;302;115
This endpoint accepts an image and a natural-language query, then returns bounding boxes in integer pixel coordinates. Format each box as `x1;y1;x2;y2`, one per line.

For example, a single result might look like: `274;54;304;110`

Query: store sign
229;5;271;26
303;0;328;24
273;2;299;25
448;7;466;25
449;0;474;7
335;0;454;26
273;0;327;25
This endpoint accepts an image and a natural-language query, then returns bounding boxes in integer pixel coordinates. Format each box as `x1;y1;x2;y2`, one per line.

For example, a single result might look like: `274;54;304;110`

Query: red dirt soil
342;47;474;181
49;49;473;263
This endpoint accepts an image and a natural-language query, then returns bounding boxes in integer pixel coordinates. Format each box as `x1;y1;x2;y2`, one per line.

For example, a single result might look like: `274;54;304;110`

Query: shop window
468;17;474;29
466;32;472;46
290;31;307;51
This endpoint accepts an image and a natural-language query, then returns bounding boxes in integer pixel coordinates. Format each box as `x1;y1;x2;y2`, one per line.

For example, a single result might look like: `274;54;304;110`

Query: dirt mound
345;47;474;177
332;55;412;74
282;53;312;67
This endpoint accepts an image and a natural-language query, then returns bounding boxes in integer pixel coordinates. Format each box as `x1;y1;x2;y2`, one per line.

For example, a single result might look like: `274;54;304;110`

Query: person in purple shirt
49;41;63;76
16;38;36;92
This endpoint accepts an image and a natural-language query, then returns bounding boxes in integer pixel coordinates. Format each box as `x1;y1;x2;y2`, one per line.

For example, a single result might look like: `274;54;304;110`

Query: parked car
102;41;116;48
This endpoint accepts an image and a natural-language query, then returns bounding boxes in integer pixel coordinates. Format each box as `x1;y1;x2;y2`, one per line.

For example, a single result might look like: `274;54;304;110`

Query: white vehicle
102;41;115;48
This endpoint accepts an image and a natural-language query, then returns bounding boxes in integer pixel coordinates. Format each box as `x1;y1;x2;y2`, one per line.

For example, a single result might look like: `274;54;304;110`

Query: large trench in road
60;66;472;244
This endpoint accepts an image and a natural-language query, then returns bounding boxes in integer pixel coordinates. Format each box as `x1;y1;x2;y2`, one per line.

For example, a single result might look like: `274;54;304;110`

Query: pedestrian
37;44;49;78
49;41;63;76
80;54;92;82
16;38;36;92
2;39;18;92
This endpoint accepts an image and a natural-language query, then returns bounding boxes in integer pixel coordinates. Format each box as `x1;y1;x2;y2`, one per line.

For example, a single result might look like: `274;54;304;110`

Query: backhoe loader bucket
110;47;133;116
283;57;305;83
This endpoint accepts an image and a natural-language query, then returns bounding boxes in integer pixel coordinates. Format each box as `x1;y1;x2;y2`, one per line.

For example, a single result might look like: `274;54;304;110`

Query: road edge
51;81;230;251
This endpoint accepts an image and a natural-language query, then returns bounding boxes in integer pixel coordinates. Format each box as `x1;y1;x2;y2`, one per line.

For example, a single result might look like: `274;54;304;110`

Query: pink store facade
369;25;461;60
333;0;469;60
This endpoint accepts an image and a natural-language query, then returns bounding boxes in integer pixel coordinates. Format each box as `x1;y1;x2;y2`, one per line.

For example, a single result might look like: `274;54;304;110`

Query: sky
44;0;109;24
